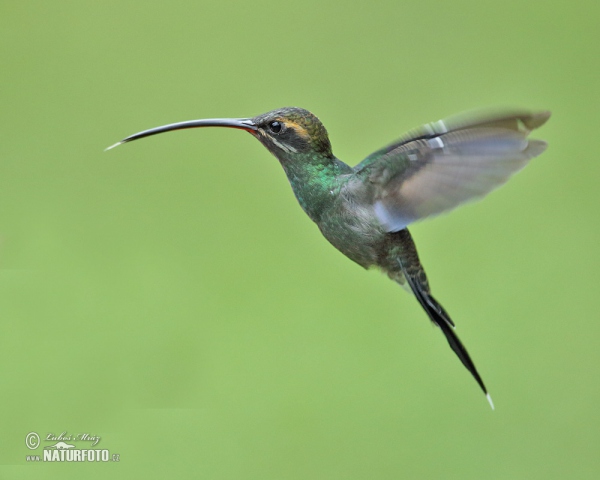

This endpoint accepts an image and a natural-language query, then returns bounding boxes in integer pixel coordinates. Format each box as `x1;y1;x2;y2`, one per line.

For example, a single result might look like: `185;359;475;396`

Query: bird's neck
277;153;352;223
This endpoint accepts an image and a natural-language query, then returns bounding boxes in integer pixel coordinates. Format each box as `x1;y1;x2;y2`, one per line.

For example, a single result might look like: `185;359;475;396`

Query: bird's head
106;107;333;160
250;107;333;159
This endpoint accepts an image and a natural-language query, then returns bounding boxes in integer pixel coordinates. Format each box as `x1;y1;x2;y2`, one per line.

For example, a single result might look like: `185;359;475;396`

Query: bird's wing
354;110;550;232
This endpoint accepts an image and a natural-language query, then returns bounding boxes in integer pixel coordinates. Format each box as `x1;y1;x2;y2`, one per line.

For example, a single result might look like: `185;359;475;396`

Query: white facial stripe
270;137;298;153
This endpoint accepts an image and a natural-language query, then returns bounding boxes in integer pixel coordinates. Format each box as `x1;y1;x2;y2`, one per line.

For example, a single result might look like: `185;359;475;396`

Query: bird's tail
393;229;493;408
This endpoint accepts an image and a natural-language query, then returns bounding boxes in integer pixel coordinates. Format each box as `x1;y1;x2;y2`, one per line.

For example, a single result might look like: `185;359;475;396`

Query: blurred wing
356;110;550;232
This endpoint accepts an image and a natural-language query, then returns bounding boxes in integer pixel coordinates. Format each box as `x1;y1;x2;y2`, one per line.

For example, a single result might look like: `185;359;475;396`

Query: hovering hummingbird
107;107;550;408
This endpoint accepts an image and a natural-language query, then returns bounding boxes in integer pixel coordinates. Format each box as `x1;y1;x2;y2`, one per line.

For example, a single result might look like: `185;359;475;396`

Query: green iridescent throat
277;152;352;223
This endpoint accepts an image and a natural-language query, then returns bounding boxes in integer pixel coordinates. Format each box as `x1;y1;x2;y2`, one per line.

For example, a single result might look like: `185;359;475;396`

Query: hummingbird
107;107;550;408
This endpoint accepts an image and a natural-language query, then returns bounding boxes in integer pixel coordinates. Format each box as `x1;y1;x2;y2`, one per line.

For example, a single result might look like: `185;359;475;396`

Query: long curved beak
105;118;257;151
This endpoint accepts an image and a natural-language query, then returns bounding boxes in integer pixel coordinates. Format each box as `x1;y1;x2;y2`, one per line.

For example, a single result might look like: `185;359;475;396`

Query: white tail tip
486;393;495;410
104;141;123;152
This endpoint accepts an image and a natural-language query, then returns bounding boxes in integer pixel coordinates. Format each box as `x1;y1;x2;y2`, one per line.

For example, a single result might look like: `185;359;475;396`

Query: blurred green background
1;0;598;478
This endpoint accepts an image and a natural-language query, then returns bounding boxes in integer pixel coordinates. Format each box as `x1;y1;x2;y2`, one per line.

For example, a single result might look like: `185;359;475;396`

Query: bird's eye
268;121;282;134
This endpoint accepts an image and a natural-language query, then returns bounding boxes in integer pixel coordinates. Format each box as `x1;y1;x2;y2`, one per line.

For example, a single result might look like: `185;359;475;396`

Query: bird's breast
316;191;385;269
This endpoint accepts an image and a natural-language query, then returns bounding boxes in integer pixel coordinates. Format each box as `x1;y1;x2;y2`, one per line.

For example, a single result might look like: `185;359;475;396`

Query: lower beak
106;118;257;151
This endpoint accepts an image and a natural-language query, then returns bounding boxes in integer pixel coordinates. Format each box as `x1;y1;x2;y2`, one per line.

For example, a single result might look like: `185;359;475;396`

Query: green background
1;1;598;478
